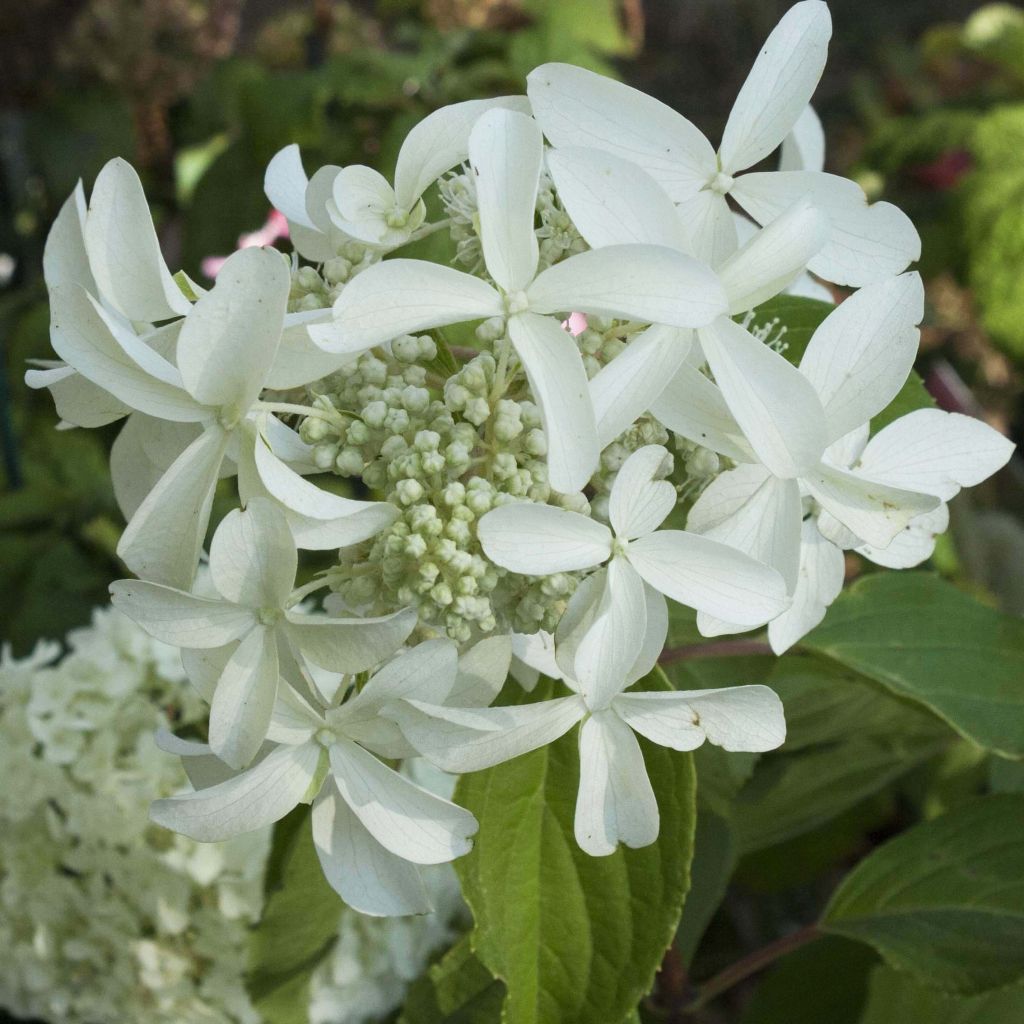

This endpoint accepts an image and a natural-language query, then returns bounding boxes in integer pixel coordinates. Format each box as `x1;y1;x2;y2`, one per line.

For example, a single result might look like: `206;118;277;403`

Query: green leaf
400;936;506;1024
803;572;1024;758
247;805;343;1021
822;795;1024;994
859;966;1024;1024
454;676;696;1024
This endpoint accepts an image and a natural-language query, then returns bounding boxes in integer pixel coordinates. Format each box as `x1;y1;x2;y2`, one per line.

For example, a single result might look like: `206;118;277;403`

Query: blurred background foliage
2;4;1024;1024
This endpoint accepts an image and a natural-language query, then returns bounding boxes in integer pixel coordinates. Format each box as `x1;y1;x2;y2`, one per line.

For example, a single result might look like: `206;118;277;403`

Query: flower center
314;727;337;748
504;290;530;316
706;171;735;196
257;606;281;626
385;207;409;229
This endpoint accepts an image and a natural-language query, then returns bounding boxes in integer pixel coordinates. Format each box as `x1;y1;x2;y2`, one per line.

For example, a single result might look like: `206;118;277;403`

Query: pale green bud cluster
438;170;484;275
287;242;374;313
536;171;586;270
575;316;644;379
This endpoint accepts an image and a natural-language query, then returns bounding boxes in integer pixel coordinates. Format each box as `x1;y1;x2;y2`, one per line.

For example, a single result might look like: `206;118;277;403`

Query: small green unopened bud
335;448;364;476
396;479;424;505
323;257;352;285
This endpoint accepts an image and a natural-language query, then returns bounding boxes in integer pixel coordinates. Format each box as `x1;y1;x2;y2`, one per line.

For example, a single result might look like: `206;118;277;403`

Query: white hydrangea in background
0;609;462;1024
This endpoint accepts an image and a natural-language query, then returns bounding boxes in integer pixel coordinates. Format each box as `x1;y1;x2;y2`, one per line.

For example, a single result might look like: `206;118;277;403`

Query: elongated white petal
451;635;513;707
674;189;739;267
591;325;691;448
150;742;321;841
117;425;229;589
469;108;542;292
719;1;832;173
329;739;477;865
111;414;200;519
628;586;669;686
44;182;95;292
768;520;846;653
573;556;648;710
804;462;939;549
394;95;530;208
856;502;949;570
689;470;803;591
609;445;676;539
649;363;753;462
554;572;605;683
285;607;417;675
330;165;394;244
84;158;191;321
854;409;1015;501
208;626;280;769
614;685;786;752
312;782;431;916
699;316;827;478
385;697;586;773
264;145;318;228
344;638;458;720
209;498;297;610
49;283;203;421
109;579;255;647
718;200;828;314
267;684;325;745
510;630;562;691
507;311;599;493
824;423;870;471
265;310;352;390
253;430;397;543
799;273;924;442
477;502;611;574
527;64;715;200
177;247;289;411
27;363;129;428
316;260;501;354
527;245;727;328
575;711;658;857
732;170;920;286
627;529;789;624
546;147;687;250
780;104;825;172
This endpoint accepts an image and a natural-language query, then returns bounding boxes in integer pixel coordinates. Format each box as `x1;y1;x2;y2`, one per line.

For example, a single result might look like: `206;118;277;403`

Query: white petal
110;414;199;519
469;108;542;292
150;742;321;841
732;170;921;287
318;260;501;353
546;147;687;249
84;158;191;321
627;529;790;624
27;363;129;428
717;199;828;314
526;63;716;200
614;685;786;752
767;520;845;653
719;1;832;173
209;626;280;769
824;423;870;471
553;571;606;682
674;189;739;267
609;444;677;539
330;165;394;244
527;245;727;328
507;311;599;493
451;635;513;707
780;104;825;172
117;425;229;589
209;498;297;609
177;247;290;410
329;739;477;865
265;310;352;390
573;556;648;710
385;697;585;773
44;182;95;292
699;315;828;478
799;272;924;442
477;501;612;574
591;325;692;449
854;409;1015;501
510;631;562;690
857;502;949;569
343;638;458;721
649;363;753;462
575;711;659;857
109;579;255;647
267;683;325;745
804;462;939;549
394;95;531;209
628;586;670;686
312;782;431;916
48;283;202;421
264;145;318;228
688;471;803;591
284;607;417;675
253;429;397;544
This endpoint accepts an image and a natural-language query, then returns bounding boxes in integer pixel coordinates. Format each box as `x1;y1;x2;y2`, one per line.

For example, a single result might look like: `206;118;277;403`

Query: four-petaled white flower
478;445;790;706
111;499;416;768
526;1;919;283
152;636;511;916
311;107;728;493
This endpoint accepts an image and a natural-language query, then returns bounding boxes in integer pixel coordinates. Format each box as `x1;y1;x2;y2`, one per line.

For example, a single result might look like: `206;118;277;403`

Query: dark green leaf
400;936;506;1024
858;966;1024;1024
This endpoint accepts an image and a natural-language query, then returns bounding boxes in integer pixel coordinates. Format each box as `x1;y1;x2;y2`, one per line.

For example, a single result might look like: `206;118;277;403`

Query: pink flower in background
909;150;972;191
201;209;290;279
563;311;588;336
